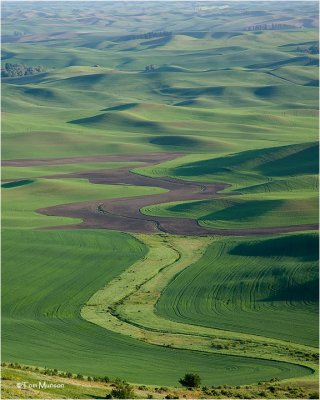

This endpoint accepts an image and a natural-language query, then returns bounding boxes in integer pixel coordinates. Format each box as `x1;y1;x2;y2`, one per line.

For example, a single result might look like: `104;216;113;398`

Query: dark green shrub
110;380;135;399
267;386;276;393
179;373;201;388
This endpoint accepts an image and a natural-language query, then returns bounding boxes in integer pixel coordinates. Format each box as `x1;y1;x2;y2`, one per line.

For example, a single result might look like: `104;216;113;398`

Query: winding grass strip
82;234;318;380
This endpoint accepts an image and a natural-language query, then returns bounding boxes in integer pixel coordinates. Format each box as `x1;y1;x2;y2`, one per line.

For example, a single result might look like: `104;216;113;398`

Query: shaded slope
173;142;318;179
156;233;319;346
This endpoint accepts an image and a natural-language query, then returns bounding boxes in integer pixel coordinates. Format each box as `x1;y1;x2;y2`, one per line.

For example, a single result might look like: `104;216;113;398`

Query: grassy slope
2;3;319;392
2;366;318;399
4;229;312;386
2;177;166;229
156;233;318;347
2;172;312;386
3;173;236;386
2;367;109;399
1;161;137;180
141;142;318;229
1;171;317;386
81;233;317;378
138;142;318;186
142;192;318;229
2;29;319;161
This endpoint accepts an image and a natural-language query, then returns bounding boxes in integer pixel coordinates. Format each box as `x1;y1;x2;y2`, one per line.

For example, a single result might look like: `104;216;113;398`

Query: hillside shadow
262;278;319;302
203;199;283;223
230;234;319;261
2;179;34;189
102;103;138;112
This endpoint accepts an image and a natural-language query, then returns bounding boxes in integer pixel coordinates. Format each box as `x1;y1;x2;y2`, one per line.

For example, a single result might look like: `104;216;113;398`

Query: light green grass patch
142;191;317;230
1;161;138;180
2;178;166;229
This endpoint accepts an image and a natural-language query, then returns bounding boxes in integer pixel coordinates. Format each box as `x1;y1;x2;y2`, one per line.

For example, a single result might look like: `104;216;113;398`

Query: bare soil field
16;154;316;236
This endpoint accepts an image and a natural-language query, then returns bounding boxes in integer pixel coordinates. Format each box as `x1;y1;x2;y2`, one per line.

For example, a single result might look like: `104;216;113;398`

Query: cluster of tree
106;379;135;399
3;362;319;399
130;31;172;40
306;58;319;66
2;30;25;43
307;44;319;54
298;44;319;55
144;64;158;72
13;30;23;37
105;374;201;399
2;63;45;77
245;23;297;31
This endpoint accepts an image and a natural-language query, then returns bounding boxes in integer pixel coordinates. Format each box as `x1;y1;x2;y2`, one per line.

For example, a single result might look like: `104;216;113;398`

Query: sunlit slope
2;29;319;160
1;162;316;385
143;192;317;230
141;142;318;230
2;29;318;70
1;161;137;180
1;177;165;229
2;6;319;390
139;142;318;184
3;228;312;385
156;233;318;347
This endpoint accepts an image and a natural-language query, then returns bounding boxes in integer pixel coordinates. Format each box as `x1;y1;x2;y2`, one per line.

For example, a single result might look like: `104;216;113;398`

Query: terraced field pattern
1;1;319;398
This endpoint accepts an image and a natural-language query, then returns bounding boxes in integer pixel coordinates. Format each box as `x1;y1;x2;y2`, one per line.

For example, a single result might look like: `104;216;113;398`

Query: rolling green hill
141;142;318;230
1;1;319;396
4;228;313;386
156;233;318;346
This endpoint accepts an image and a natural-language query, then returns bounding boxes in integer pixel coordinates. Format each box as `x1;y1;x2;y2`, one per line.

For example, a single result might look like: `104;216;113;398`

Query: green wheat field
1;1;319;399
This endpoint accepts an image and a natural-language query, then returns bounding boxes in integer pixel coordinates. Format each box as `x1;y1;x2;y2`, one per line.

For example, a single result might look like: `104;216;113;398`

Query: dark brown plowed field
16;153;315;236
1;153;183;167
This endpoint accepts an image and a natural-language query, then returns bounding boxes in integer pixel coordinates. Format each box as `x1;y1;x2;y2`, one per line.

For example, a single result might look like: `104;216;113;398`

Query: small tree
108;380;135;399
179;373;201;388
